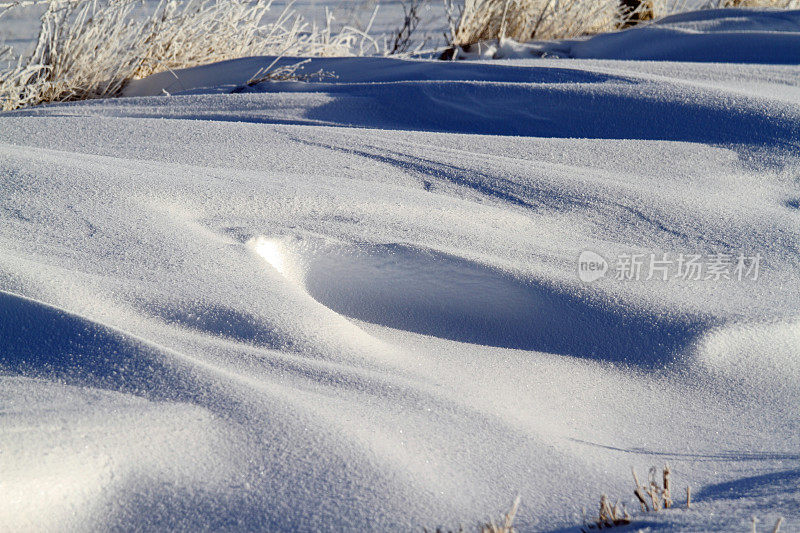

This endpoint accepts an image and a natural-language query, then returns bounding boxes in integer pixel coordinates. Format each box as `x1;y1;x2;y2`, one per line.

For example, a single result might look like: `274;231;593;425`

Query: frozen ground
2;6;800;533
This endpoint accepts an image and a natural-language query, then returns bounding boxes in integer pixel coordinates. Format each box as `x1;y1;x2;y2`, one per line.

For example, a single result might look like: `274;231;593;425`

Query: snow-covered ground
2;6;800;533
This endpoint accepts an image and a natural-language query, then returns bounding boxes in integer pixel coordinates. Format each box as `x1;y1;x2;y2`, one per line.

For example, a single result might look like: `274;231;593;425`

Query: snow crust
1;7;800;532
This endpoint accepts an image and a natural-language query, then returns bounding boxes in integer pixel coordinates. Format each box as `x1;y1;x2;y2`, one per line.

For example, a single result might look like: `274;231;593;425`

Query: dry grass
750;516;787;533
429;468;787;532
481;495;520;533
425;496;521;533
581;464;677;531
632;465;675;512
389;0;425;54
581;464;785;532
4;0;799;107
708;0;800;7
580;494;631;532
442;0;800;49
0;0;375;110
444;0;630;47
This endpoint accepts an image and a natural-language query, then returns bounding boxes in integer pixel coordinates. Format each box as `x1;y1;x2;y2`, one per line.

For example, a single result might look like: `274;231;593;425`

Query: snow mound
455;8;800;63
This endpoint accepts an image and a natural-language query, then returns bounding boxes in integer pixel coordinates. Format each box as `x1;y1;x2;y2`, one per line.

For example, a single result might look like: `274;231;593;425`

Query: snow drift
1;8;799;532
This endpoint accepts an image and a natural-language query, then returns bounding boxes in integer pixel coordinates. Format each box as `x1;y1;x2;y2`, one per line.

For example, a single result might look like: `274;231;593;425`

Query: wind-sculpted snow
1;10;800;532
118;56;800;144
254;237;703;367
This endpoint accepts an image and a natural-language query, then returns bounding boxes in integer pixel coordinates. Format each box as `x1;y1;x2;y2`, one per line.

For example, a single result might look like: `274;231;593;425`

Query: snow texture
1;7;799;532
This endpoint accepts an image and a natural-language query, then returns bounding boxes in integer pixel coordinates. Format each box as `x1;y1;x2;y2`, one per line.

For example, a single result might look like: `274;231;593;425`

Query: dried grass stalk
663;464;672;509
443;0;800;50
481;495;521;533
0;0;374;109
708;0;800;7
447;0;626;46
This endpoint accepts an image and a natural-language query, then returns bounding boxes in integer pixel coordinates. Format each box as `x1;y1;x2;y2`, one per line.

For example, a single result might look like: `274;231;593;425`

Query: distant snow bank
453;8;800;63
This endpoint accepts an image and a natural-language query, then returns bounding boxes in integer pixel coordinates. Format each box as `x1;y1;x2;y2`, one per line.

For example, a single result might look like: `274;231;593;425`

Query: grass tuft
481;495;520;533
707;0;799;7
442;0;666;48
582;464;676;531
444;0;624;47
0;0;374;109
580;494;631;532
441;0;800;51
425;496;521;533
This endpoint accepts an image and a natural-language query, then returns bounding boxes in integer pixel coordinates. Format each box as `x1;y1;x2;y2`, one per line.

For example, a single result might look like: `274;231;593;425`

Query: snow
454;8;800;63
2;7;800;532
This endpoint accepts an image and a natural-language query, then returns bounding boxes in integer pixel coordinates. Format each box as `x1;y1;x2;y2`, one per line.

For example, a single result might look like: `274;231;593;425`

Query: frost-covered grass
444;0;629;46
0;0;374;110
3;0;800;108
443;0;800;47
710;0;799;7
